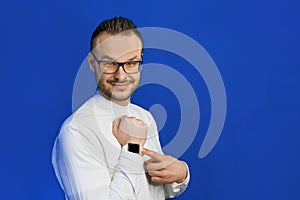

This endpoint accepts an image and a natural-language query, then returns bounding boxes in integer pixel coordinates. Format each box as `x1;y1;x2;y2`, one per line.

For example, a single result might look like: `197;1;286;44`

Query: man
52;17;190;200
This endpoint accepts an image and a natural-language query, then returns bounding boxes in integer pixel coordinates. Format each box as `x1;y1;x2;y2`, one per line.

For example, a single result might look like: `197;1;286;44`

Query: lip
110;82;131;90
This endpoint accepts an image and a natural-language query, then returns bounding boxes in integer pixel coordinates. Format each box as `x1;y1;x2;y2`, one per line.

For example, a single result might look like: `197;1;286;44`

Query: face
89;32;143;106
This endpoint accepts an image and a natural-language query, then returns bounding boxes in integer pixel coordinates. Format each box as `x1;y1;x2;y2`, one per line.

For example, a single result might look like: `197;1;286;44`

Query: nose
114;64;127;81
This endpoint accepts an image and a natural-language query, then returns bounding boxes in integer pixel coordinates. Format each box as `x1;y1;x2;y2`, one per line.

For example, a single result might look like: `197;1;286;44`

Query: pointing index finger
142;148;164;161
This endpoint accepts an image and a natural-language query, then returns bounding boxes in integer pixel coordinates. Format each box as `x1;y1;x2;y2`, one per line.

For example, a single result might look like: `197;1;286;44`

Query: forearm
53;131;144;200
56;156;142;200
56;155;145;200
109;147;145;199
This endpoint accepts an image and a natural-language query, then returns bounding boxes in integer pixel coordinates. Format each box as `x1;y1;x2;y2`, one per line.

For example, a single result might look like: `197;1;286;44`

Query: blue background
1;0;300;199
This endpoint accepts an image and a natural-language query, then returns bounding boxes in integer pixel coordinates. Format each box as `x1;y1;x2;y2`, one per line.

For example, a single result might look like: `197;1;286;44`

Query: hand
143;148;188;184
112;116;148;147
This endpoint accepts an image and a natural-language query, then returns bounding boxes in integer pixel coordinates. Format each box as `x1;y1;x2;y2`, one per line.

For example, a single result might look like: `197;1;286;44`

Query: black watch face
128;143;140;153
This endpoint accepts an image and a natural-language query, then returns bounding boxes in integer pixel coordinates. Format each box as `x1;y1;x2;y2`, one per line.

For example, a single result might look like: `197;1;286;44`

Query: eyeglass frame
90;52;143;74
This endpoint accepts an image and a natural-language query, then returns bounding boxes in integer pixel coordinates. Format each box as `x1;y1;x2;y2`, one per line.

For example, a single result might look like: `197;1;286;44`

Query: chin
111;93;131;101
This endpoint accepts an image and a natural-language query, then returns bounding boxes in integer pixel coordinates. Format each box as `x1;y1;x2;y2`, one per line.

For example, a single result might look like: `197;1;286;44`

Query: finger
147;170;164;177
142;148;164;161
145;162;164;171
133;118;147;127
112;118;121;128
116;118;121;128
149;176;166;183
112;120;117;132
144;158;157;165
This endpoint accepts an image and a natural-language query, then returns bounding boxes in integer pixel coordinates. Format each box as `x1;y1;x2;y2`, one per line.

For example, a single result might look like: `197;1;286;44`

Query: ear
88;53;95;72
140;64;143;72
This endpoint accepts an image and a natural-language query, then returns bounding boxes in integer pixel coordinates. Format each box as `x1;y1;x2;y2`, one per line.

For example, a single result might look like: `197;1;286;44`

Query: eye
126;61;138;66
103;62;117;67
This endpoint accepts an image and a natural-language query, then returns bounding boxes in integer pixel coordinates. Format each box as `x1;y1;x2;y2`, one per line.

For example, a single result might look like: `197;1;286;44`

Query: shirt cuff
170;161;190;192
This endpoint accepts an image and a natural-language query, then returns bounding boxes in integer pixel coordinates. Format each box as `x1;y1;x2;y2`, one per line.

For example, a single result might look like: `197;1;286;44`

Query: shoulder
62;95;112;127
55;97;106;159
57;96;103;142
57;95;117;146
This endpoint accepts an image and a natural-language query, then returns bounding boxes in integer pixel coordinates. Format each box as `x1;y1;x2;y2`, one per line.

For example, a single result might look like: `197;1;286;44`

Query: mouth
109;81;131;90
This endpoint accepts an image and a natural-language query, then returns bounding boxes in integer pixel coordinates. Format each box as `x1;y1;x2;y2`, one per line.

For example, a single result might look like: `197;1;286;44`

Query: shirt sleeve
164;161;190;198
51;123;145;200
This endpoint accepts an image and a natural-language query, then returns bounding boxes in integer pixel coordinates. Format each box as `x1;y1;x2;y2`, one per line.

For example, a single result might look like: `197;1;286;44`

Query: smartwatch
127;143;140;154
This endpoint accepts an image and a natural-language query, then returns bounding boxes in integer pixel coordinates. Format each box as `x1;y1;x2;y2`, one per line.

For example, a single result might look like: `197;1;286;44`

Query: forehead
93;32;142;59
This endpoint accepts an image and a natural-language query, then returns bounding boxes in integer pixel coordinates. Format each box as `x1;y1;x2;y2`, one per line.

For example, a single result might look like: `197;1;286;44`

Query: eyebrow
99;55;115;61
127;55;139;61
100;55;141;61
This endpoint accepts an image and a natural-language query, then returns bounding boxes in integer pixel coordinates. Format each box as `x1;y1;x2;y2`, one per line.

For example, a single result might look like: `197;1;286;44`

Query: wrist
176;161;188;183
122;143;141;155
121;139;145;148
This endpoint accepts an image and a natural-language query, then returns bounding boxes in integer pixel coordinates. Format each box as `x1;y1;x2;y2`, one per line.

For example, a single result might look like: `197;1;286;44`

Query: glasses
91;53;143;74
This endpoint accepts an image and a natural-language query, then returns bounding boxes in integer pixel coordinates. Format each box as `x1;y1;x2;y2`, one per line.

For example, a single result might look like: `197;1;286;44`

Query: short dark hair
90;16;143;51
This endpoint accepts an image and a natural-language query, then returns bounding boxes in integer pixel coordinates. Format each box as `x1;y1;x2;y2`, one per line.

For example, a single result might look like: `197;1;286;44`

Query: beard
98;77;140;102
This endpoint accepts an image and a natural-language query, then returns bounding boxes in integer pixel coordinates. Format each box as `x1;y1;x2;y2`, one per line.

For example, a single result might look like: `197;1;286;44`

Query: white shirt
52;93;189;200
